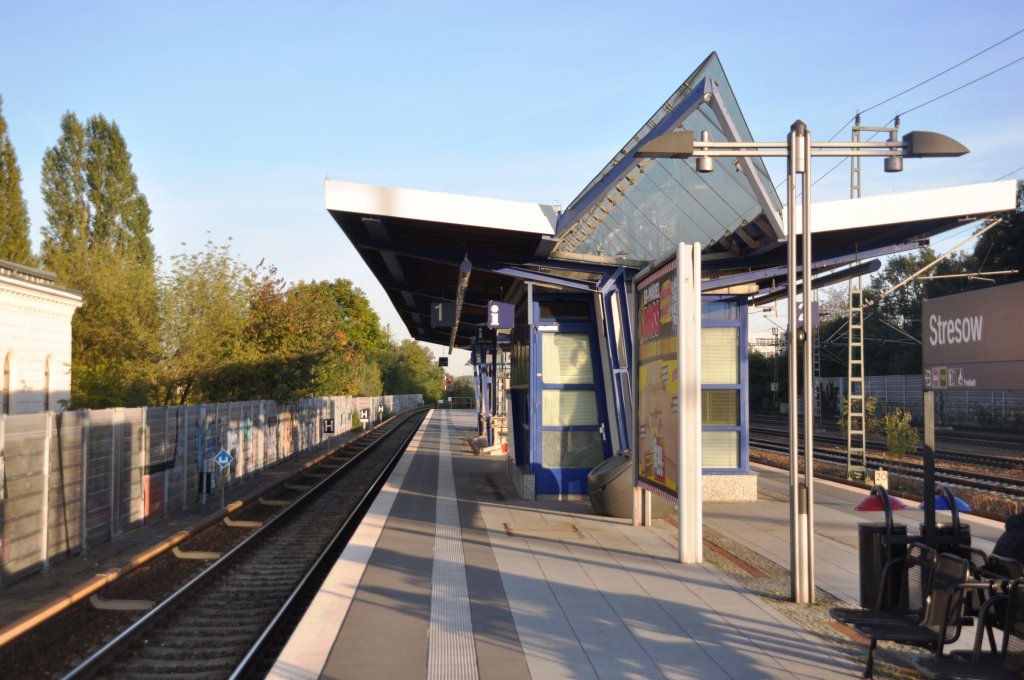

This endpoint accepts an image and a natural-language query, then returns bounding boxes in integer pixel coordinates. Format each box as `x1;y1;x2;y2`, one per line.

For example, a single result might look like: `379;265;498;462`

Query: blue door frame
600;270;633;455
530;295;613;495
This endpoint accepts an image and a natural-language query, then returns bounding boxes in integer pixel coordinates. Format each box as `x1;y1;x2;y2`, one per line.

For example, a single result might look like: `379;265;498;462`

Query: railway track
750;436;1024;503
751;414;1024;457
749;425;1024;473
64;409;426;679
0;409;428;680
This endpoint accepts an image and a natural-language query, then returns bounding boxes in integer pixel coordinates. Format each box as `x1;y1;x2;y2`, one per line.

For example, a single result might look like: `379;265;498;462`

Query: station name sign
922;281;1024;391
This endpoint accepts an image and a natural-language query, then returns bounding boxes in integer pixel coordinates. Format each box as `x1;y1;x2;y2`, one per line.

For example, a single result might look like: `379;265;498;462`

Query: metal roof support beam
748;259;881;306
490;266;598;292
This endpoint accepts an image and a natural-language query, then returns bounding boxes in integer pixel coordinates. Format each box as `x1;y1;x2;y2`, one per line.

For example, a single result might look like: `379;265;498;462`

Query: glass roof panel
555;53;781;263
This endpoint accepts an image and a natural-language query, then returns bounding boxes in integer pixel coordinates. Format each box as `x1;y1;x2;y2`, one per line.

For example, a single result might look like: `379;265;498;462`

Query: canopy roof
325;52;1019;348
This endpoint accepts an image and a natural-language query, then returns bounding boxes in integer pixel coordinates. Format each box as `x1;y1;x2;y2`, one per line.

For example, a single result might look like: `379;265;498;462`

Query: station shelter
325;52;1017;500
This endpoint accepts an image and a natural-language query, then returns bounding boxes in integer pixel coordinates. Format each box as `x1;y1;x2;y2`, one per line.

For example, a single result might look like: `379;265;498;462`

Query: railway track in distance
62;408;427;680
750;436;1024;508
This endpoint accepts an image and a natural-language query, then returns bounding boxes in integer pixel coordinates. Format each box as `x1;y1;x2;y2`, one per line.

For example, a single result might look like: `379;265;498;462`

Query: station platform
272;409;1004;679
0;408;1004;677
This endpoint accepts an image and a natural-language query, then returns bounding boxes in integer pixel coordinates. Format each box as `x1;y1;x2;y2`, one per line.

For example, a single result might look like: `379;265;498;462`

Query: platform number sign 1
431;302;455;328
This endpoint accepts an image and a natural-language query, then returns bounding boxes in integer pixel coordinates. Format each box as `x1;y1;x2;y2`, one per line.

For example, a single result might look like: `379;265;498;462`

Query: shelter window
539;327;605;472
542;390;598;426
702;327;739;383
701;312;743;470
703;431;739;468
702;390;739;426
541;334;594;384
702;300;739;321
539;301;590;321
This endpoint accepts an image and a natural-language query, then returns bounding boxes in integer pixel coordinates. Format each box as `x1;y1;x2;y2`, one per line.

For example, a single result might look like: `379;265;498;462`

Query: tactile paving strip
427;410;479;680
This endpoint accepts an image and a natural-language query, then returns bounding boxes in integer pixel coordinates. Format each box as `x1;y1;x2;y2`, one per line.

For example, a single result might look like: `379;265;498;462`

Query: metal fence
818;375;1024;430
0;393;423;585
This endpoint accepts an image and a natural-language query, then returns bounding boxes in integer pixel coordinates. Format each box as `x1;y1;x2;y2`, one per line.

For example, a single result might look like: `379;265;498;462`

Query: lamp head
902;131;969;159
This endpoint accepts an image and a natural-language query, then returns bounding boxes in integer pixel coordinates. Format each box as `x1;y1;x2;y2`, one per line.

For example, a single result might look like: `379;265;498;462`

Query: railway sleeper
107;656;239;676
125;643;252;661
89;594;155;611
157;619;266;634
101;671;230;680
192;606;284;621
148;627;265;642
223;517;263;528
172;546;222;560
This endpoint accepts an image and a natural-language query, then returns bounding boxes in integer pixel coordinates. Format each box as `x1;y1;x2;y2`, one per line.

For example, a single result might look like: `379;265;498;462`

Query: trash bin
920;522;971;557
589;450;676;519
589;450;633;518
859;522;908;608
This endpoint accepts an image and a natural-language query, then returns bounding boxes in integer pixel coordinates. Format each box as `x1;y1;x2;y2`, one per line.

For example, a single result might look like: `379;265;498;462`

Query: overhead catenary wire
821;27;1024;144
867;217;1006;305
802;52;1024;190
994;164;1024;181
895;54;1024;119
773;30;1024;192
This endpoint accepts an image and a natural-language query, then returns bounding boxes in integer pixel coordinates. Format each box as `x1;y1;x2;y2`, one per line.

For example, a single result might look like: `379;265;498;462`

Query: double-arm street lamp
638;122;968;604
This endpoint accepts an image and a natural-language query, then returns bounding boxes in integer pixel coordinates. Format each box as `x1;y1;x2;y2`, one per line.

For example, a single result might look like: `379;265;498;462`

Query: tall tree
156;240;253;404
0;95;33;265
40;112;159;407
381;340;445;402
233;276;387;401
969;183;1024;284
862;247;971;375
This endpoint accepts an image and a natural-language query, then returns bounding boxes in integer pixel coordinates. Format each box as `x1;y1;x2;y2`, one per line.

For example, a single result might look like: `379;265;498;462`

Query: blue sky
3;1;1023;372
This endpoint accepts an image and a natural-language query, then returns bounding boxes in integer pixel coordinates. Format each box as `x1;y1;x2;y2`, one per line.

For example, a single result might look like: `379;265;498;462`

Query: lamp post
638;124;967;603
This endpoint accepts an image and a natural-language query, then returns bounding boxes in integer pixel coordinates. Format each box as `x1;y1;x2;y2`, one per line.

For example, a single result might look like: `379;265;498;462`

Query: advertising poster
636;257;679;498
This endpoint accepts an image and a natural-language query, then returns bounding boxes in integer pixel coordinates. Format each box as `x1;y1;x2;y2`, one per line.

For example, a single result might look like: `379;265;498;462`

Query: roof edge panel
325;180;558;235
783;180;1018;236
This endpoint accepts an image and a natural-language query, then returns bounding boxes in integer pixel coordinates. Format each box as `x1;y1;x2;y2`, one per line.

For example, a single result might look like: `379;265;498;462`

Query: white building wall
0;262;82;414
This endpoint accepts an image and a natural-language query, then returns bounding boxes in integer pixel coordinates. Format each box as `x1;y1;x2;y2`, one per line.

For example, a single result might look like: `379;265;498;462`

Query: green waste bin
858;522;908;609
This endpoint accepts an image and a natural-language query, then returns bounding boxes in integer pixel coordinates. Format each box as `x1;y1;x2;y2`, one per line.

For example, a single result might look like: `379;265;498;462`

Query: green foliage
746;349;776;410
0;95;34;265
155;252;392;404
862;247;973;376
883;407;919;459
28;109;421;408
883;407;919;488
228;275;387;401
351;410;363;431
448;375;476;402
838;394;882;436
969;183;1024;285
155;240;253;404
816;194;1024;380
381;340;445;402
40;112;159;408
